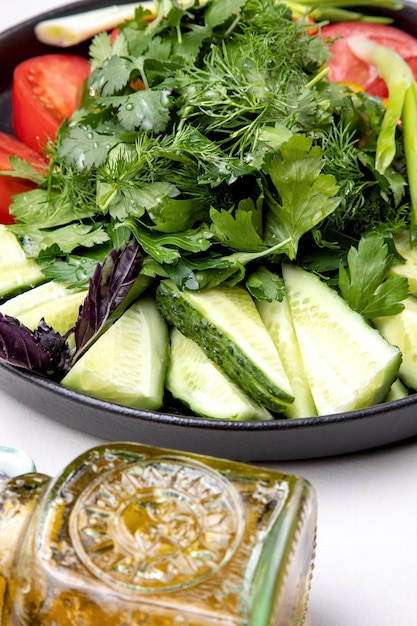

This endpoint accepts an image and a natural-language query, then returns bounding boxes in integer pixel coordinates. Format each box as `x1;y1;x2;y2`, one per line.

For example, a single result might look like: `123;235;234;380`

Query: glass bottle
0;442;317;625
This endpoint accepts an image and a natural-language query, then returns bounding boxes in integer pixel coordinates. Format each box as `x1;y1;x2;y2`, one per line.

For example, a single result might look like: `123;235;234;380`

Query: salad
1;0;417;422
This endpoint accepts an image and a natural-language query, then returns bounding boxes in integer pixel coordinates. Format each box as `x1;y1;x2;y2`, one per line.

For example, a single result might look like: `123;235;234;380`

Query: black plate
2;0;417;462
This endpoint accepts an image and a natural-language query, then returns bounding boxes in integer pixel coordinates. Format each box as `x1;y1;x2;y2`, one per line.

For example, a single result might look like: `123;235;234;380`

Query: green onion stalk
348;34;417;246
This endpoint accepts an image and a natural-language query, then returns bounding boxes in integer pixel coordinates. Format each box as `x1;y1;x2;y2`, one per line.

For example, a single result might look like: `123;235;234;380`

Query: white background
1;2;417;625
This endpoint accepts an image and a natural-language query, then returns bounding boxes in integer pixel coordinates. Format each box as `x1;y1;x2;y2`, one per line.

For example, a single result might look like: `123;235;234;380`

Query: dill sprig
320;121;409;235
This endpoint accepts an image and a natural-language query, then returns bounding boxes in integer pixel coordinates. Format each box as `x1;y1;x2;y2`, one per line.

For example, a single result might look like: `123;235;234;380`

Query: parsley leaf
128;222;213;264
339;232;409;319
264;134;341;260
210;196;266;252
14;224;110;257
39;254;105;289
246;266;286;302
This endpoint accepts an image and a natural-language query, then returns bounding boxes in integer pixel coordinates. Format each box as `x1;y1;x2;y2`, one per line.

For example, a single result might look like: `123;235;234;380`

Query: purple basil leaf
34;319;72;379
74;239;143;355
0;314;71;380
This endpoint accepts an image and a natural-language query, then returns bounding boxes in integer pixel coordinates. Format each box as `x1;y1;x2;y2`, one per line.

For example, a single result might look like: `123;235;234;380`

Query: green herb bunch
7;0;411;314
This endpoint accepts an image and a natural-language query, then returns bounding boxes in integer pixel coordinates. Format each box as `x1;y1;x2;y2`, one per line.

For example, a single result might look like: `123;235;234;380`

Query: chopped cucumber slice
0;281;87;335
257;296;317;419
390;228;417;295
386;379;409;402
156;280;294;413
62;297;169;410
374;295;417;390
167;328;272;421
283;264;401;415
0;225;45;299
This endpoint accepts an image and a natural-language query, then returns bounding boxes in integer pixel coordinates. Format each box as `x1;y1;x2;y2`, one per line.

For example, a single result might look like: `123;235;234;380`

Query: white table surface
2;2;417;625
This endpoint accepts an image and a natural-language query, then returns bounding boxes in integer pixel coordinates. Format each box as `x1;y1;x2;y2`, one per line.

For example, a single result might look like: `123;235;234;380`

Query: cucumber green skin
156;281;294;413
167;328;273;421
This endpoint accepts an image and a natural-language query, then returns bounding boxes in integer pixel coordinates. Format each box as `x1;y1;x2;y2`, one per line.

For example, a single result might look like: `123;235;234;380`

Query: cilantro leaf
89;31;129;70
264;134;341;260
89;55;134;96
339;232;409;319
102;89;172;133
57;123;120;169
205;0;248;29
0;156;47;185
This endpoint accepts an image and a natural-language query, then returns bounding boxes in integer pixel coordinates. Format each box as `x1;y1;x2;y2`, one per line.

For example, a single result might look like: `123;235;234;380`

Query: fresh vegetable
388;229;417;294
282;264;401;415
320;21;417;97
257;296;317;418
345;34;417;243
167;327;272;420
374;296;417;391
12;54;91;153
0;132;47;224
61;295;169;409
338;232;408;319
386;378;409;402
1;0;417;421
34;3;145;47
0;281;87;336
155;279;295;413
285;0;402;24
0;240;146;380
0;225;45;299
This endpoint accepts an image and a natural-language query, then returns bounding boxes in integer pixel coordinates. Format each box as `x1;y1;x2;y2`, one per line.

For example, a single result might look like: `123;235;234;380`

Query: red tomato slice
0;131;47;224
320;22;417;97
12;54;90;154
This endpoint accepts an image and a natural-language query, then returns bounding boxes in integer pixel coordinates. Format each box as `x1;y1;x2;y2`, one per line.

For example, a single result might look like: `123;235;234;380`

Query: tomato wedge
320;22;417;97
0;131;47;224
12;54;90;154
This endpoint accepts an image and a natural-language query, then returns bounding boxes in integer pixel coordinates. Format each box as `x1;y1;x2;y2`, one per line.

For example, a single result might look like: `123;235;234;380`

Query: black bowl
1;0;417;462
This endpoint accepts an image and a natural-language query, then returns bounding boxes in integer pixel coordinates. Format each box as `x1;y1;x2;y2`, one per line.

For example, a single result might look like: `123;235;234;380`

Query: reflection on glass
0;442;317;625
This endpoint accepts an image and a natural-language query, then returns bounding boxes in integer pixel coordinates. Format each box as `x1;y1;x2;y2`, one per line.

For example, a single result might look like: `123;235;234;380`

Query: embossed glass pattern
0;443;317;625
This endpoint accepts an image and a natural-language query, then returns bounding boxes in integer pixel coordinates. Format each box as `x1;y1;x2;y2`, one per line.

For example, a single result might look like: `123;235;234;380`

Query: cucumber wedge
389;228;417;295
167;328;273;421
0;281;87;335
374;295;417;390
156;280;294;413
0;225;45;299
61;297;169;410
283;264;401;415
386;379;409;402
257;297;317;419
